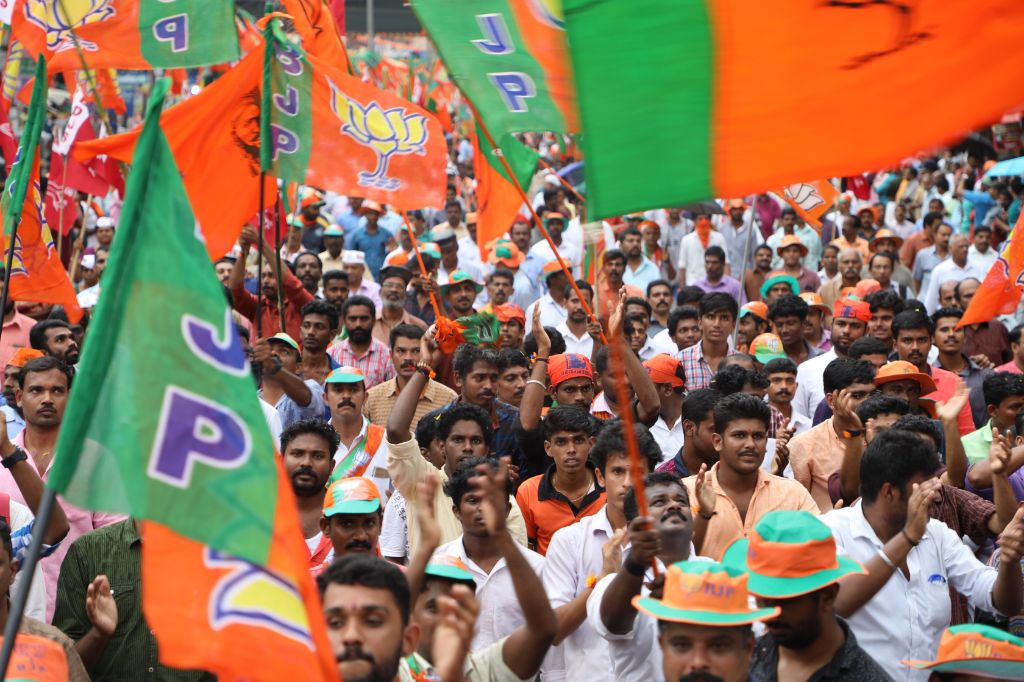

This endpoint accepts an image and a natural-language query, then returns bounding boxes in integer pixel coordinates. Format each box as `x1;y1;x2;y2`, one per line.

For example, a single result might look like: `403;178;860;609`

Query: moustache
291;466;315;479
336;400;356;409
661;509;687;524
337;647;375;665
679;674;723;682
400;362;415;370
344;540;373;552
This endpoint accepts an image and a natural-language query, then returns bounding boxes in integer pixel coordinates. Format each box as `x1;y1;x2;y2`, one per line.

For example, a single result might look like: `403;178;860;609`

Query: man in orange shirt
830;216;870;262
899;210;942;269
686;393;817;560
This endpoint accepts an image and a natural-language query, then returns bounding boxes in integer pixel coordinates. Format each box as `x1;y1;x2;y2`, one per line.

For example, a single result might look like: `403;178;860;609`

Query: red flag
330;0;345;34
43;153;78;236
0;96;18;172
959;215;1024;327
845;175;871;201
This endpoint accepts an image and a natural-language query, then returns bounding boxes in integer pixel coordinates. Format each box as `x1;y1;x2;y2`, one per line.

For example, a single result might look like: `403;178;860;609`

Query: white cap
342;250;366;266
543;173;559;185
96;216;114;229
80;254;96;269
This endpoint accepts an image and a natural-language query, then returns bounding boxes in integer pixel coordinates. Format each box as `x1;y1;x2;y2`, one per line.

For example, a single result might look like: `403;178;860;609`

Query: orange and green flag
562;0;1024;218
959;214;1024;327
472;122;537;258
280;0;352;73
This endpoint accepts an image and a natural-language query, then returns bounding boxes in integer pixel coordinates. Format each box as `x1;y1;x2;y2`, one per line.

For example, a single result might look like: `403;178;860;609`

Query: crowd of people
0;143;1023;681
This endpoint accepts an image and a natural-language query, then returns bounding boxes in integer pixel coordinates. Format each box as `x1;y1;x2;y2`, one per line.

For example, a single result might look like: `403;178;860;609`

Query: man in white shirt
922;234;984;314
967;224;998;275
642;354;686;461
527;211;581;276
792;298;870;420
525;263;570;335
556;282;598;360
821;429;1024;682
678;217;730;286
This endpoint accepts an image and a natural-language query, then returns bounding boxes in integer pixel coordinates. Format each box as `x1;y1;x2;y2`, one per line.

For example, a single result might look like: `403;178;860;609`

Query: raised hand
997;505;1024;566
415;474;441;553
586;320;604;343
432;584;479;682
990;428;1013;477
903;478;942;544
936;380;969;424
86;574;118;637
608;289;626;339
471;457;512;537
532;305;551;357
421;324;443;369
601;527;627;578
694;462;717;518
831;388;864;434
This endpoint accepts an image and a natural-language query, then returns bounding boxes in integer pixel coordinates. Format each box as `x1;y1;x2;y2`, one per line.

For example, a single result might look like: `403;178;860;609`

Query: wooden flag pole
400;211;443;323
273;192;286;333
255;172;266;339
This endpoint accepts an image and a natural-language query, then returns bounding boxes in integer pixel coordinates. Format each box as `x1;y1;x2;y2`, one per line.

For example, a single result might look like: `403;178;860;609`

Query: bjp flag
959;214;1024;327
775;180;839;231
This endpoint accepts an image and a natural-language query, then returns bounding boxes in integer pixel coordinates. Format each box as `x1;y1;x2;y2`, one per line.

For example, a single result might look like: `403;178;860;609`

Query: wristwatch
1;448;27;469
840;429;863;439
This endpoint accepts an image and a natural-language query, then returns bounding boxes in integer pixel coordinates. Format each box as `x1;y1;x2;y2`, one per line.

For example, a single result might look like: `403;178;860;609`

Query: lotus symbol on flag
329;80;428;191
784;183;825;211
24;0;114;52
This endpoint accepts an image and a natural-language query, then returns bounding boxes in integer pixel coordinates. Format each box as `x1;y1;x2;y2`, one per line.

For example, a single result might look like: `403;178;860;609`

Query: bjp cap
323;477;381;516
632;561;779;626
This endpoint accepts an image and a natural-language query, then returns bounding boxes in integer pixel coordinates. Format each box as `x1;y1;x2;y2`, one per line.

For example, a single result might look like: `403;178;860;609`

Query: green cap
440;271;483;296
425;555;476;584
323;477;382;516
903;624;1024;679
632;561;779;626
759;272;801;300
325;367;366;384
324;225;345;237
266;333;299;352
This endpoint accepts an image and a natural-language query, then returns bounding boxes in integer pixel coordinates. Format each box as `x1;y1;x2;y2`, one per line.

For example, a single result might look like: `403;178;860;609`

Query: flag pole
256;172;265;339
56;156;69;262
0;488;57;679
538;157;585;207
400;210;443;322
732;201;757;347
273;192;286;332
55;0;116;133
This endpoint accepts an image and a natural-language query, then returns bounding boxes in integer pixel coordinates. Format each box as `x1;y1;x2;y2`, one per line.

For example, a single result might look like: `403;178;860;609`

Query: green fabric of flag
261;20;313;179
139;0;239;68
1;57;46;236
48;78;278;565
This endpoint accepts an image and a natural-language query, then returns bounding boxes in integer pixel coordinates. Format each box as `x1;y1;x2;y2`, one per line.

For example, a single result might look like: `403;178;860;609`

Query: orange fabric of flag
1;631;70;681
2;157;84;323
280;0;352;73
959;215;1024;327
141;460;339;682
507;0;578;131
775;180;839;231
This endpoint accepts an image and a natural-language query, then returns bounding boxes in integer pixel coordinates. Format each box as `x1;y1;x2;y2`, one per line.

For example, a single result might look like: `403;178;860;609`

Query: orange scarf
695;217;712;249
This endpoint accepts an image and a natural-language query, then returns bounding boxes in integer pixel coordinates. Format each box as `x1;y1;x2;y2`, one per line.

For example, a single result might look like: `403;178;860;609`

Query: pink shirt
1;431;124;621
0;313;35;371
927;365;976;437
995;360;1023;374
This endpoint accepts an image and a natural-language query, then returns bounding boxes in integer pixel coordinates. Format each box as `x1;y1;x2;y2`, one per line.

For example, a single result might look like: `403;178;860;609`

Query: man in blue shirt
961;178;1005;228
348;199;396;280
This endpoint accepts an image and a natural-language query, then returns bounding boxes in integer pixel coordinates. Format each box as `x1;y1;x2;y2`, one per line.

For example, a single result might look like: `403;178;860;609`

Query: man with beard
281;418;339;569
768;295;818;365
440;271;481;319
619;226;661;292
329;296;395;389
230;225;314;342
2;348;42;438
318;224;346;273
764;358;810;436
254;333;327;429
480;268;515;314
318;477;385;571
647;279;673;336
557;281;601;361
865;289;904;351
295;252;324;297
597;250;627;322
495;304;526;350
372;266;427;345
819;247;863;309
495;348;528;408
744;244;776;304
299;300;340;386
793;297;870;420
324;367;390;498
685;393;817;560
0;288;37;371
214;257;234;285
322;270;350;309
657;388;723;477
364;325;456;432
724;511;890;682
28;320;80;367
343;251;382;311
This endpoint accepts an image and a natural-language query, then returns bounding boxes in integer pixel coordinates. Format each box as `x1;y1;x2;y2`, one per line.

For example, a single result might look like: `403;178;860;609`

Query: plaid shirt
424;398;526;471
327;337;396;389
677;341;716;391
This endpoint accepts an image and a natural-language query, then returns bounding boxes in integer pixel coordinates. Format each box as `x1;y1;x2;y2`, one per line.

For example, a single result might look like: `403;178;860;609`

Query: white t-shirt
677;231;729;285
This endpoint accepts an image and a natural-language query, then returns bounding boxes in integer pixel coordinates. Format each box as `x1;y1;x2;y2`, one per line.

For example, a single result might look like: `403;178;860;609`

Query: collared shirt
53;520;213;681
750;617;893;682
768;226;821;271
621;257;661;291
333;417;391;498
0;312;34;371
936;355;990;428
590;391;617;420
821;502;1001;682
424;398;525;471
791;266;822;295
911;246;948;296
788;418;845;513
677;340;720;392
678;230;730;285
364;376;457;431
650;414;684;463
923;259;985;313
435;535;546;652
515;465;605;555
693;275;742;299
261;378;327;430
968;244;998;274
557;321;595;359
232;268;314;343
964;322;1011;366
524;293;567;335
813;327;833;352
328;337;396;388
830;235;871;262
962;419;994;465
682;462;818;560
354;279;383;310
717;218;764;272
404;288;437;327
899;229;933;269
371;309;427;345
792;349;838;419
318;250;344;273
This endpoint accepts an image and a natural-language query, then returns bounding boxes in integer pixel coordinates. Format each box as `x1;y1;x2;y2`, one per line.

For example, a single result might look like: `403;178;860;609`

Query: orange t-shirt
515;470;605;555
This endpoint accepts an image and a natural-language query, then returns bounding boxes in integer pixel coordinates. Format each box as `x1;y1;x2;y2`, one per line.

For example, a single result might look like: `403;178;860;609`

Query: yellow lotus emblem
328;78;428;191
24;0;115;52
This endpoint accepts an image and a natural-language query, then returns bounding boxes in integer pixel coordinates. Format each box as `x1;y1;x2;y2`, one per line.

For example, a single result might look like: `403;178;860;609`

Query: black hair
415;413;439;451
780;207;797;218
868;251;895;269
755;244;774;256
17;356;72;389
589;420;662;475
891;310;933;338
859;429;940;503
436;403;493;447
496;348;529;373
28;319;71;353
624;471;688;522
822;243;840;255
604;249;626;266
713;393;770;434
763;357;798;376
930;307;964;327
624;296;653;319
543;404;596;441
677;286;706;308
295;251;323;269
668;307;700;335
566;279;594;300
711;365;755;395
0;518;11;562
317;554;411;626
855;394;910;425
301;299;339;332
891;414;942;446
280;418;341;458
488;268;515;285
767;294;808;322
848;336;891;360
982;372;1024;409
699;292;738;321
445;199;462;212
865;289;904;315
822;358;876;394
647;279;672;296
443;456;511;505
341;294;376;320
389;323;424;348
704;245;726;263
453;344;500;379
974;224;993;235
619;226;642;241
682;388;723;426
524;327;566;357
923;211;944;229
322;269;349;286
594;346;610;374
1011;325;1024;346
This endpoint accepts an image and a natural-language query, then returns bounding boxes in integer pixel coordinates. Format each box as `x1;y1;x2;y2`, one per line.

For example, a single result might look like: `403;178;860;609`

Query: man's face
758;591;827;650
839;252;862;281
595;453;634;515
96;226;114;246
499;320;524;349
934;225;952;250
869;257;892;285
878;379;922;406
442;419;488;474
456;360;497;408
780;213;795;230
544;429;593;479
552;376;595;410
868;308;895;345
842;216;858;235
296;255;323;292
700;310;735;345
453;473;510;537
939;282;959;309
659;623;753;682
621;233;642;259
974;230;991;254
826;381;875;414
301;313;336;355
380;276;407;310
627;319;648;352
648;481;693;544
713;417;767;476
991;395;1024;431
446;281;477;316
96;250;108;274
648;285;672;317
773;315;804;348
44;326;80;365
16;368;68;428
446;204;462;225
260;264;278;299
497;365;528;407
820;248;838;273
674;318;701;351
323;235;344;257
391;336;421;380
3;366;18;407
933;316;964;355
325;382;367;423
950;235;969;263
642;224;661;246
896;328;931;370
321;512;381;557
754;248;773;271
781;245;802;268
566;289;591;324
874;238;898;255
832;317;867;355
604;257;625;282
803;309;823;338
486;275;513;307
767;372;796;405
215;261;233;284
283;433;333;498
864;411;903;443
704;255;724;281
957;279;979;311
343;305;374;345
510;223;531;253
323;278;349;306
737;316;764;347
859;353;888;373
546;218;565;239
765;283;794;304
345;262;367;287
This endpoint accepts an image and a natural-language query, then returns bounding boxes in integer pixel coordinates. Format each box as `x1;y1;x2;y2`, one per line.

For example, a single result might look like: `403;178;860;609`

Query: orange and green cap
267;332;299;352
425;555;475;585
324;225;345;237
323;477;381;516
750;333;786;364
325;366;366;385
440;271;483;296
739;301;769;322
487;241;525;268
632;561;779;626
759;271;800;300
903;624;1024;679
722;511;866;598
